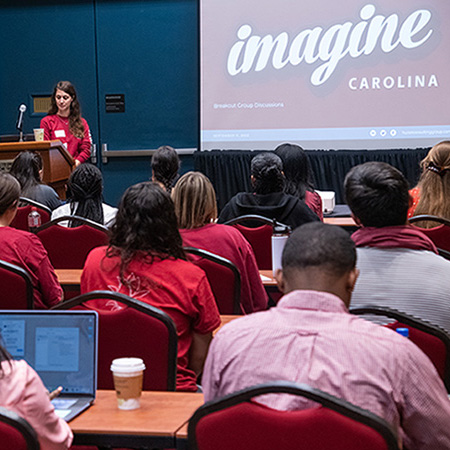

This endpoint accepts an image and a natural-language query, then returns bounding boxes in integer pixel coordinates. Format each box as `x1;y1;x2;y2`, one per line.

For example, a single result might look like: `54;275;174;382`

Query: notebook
0;310;98;422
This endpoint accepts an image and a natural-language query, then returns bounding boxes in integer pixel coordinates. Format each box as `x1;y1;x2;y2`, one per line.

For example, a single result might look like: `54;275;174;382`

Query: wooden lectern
0;140;74;199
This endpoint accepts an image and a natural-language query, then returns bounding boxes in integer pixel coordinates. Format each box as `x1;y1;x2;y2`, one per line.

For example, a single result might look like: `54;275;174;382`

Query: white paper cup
110;358;145;410
33;128;44;141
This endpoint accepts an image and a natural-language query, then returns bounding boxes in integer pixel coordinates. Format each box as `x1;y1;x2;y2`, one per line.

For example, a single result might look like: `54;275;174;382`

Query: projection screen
200;1;450;150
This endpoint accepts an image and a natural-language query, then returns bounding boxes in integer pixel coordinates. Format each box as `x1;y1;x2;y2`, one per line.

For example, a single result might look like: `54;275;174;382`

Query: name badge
55;129;66;138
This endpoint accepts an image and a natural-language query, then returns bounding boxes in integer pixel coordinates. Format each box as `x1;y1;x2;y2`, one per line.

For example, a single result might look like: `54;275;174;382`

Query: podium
0;140;74;199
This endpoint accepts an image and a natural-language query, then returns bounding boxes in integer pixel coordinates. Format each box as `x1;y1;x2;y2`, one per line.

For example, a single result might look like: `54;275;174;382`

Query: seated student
0;334;72;450
345;161;450;333
203;222;450;450
9;151;62;211
81;182;221;391
0;173;62;309
218;152;319;230
52;163;117;227
408;140;450;224
172;171;268;313
274;143;323;220
151;145;180;193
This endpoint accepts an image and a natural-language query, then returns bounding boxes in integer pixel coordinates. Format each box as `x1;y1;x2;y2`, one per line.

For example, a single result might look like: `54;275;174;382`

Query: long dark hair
0;331;12;378
151;146;180;193
0;173;20;216
9;151;43;198
251;152;285;195
107;182;186;282
48;80;85;139
67;164;104;227
274;143;315;200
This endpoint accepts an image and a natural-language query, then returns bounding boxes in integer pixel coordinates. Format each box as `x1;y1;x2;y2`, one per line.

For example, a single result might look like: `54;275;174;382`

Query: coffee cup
110;357;145;410
33;128;44;141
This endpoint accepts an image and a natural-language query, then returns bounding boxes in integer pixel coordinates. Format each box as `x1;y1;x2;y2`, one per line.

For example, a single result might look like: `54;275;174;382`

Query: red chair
10;197;51;232
0;407;39;450
0;259;33;309
409;215;450;253
351;305;450;392
188;381;399;450
52;290;178;391
185;247;242;315
223;215;275;270
35;216;108;270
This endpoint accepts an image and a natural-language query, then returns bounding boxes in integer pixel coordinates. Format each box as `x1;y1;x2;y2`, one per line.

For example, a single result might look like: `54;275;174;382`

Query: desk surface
56;269;82;286
323;216;356;227
70;390;203;447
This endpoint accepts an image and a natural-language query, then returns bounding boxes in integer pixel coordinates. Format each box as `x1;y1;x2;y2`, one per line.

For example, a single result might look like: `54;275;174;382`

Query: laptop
0;310;98;422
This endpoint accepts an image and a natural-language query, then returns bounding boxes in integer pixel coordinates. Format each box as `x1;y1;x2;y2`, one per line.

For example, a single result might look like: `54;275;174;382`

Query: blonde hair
172;172;218;229
414;141;450;228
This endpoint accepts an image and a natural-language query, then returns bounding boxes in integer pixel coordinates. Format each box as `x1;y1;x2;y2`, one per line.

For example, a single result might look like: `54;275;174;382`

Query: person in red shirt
81;182;220;391
41;81;92;166
0;173;62;309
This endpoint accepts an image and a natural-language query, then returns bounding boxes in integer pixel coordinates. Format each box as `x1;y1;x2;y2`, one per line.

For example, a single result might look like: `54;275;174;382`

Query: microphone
16;104;27;131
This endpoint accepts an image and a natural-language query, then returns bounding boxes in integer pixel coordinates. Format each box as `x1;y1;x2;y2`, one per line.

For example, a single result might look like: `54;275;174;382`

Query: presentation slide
200;1;450;150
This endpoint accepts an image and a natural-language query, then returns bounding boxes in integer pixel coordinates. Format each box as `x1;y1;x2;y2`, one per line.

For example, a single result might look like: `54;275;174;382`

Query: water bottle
396;327;409;338
271;221;292;276
28;207;41;232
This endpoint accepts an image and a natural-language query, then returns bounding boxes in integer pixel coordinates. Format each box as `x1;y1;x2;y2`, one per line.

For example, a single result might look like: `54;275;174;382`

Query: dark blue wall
0;0;197;206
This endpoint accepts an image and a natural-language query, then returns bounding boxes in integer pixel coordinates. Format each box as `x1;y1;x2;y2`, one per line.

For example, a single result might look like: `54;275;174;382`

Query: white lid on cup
110;357;146;374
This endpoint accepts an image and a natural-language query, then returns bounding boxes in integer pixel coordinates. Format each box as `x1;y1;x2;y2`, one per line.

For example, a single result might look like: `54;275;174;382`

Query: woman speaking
41;81;92;166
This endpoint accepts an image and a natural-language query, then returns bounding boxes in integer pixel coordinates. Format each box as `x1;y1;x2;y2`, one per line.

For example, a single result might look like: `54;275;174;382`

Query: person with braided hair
51;164;117;227
41;81;92;166
151;145;180;193
218;152;319;230
408;141;450;226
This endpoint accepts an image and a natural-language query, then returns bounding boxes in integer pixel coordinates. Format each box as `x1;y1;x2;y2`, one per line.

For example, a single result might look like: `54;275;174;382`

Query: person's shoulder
40;114;56;125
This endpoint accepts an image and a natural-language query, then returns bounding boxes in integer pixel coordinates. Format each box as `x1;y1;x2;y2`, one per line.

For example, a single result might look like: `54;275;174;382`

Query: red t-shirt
41;114;92;163
0;227;62;309
81;246;221;391
408;187;420;219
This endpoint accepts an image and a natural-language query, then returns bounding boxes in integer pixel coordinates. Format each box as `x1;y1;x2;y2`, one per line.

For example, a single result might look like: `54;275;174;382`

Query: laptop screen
0;310;98;395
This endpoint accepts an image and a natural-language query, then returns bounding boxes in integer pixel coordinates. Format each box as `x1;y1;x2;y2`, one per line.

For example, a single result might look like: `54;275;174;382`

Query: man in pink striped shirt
203;222;450;450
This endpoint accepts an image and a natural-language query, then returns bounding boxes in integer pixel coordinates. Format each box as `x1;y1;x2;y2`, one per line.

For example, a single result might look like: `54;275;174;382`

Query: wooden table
323;216;356;227
70;390;203;448
55;269;82;287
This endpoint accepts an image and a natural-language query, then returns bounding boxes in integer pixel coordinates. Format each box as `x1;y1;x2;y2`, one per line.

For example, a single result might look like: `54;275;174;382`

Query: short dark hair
282;222;356;278
0;173;20;216
151;146;180;193
344;162;409;227
251;152;284;194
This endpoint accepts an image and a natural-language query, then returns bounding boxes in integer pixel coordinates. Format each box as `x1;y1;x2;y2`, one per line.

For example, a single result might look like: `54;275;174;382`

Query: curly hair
9;151;43;198
48;81;85;139
67;164;104;227
151;146;180;193
251;152;285;195
107;182;186;283
274;143;315;199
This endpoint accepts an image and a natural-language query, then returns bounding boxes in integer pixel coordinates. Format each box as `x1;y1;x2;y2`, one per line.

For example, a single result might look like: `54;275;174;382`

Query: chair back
35;216;108;269
0;259;33;309
0;407;39;450
10;197;51;232
351;305;450;392
188;381;399;450
223;215;281;270
185;247;241;314
409;215;450;252
52;291;177;391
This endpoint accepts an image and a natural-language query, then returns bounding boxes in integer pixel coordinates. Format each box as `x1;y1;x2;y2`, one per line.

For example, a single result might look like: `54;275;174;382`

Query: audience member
203;222;450;450
81;182;220;391
0;173;62;308
218;152;319;229
41;80;92;167
0;332;72;450
151;145;180;193
52;164;117;227
408;141;450;225
9;151;61;211
172;171;267;313
274;143;323;220
345;161;450;333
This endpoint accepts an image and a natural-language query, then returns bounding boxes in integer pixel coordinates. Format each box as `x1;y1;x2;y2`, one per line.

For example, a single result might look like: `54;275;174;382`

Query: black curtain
194;148;429;210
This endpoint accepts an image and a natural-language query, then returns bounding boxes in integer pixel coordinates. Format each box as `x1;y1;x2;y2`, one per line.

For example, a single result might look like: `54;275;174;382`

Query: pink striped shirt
203;290;450;450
